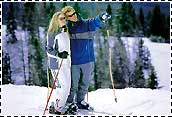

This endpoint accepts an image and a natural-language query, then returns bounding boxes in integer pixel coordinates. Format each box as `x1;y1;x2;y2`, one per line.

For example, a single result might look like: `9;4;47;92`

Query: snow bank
1;84;170;115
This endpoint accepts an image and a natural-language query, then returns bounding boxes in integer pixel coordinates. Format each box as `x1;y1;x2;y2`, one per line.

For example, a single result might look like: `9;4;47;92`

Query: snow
1;84;170;115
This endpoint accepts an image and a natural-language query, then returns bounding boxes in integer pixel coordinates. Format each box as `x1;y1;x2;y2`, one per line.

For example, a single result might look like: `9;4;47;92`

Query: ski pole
87;91;88;102
47;63;50;103
43;59;64;115
107;29;117;103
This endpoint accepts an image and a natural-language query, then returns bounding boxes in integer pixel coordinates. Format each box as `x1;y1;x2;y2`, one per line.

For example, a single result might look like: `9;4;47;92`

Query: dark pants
67;62;94;103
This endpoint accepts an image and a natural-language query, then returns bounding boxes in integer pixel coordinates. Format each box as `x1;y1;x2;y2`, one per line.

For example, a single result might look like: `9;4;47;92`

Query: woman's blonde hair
47;12;62;33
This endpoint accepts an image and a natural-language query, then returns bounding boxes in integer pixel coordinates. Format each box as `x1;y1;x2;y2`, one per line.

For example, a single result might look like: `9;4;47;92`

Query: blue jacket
67;14;103;65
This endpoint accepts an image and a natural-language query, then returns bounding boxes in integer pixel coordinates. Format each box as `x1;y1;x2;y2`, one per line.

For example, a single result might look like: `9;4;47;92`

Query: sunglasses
59;17;66;21
68;12;76;17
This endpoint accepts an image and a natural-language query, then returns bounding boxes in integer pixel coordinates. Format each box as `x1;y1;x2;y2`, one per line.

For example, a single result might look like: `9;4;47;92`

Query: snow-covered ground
1;84;170;115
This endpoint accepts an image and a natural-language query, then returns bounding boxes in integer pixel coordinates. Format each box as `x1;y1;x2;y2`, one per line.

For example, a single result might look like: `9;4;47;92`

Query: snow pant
51;57;71;112
67;62;94;103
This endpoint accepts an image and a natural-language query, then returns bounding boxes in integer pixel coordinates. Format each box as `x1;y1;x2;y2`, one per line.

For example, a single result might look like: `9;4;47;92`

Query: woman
46;12;71;114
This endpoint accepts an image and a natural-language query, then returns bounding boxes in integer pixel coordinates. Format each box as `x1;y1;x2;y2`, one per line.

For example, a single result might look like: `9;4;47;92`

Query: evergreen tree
39;3;49;28
73;2;81;14
94;63;99;89
6;3;17;44
131;7;138;35
73;2;88;19
147;66;158;89
23;3;47;86
46;3;56;24
23;3;35;85
142;46;151;69
61;2;67;8
94;34;111;89
114;3;136;36
145;11;152;37
138;38;151;69
138;7;145;35
106;3;113;28
129;3;139;35
131;58;145;88
164;15;170;43
2;51;12;84
150;4;166;41
114;8;122;38
112;38;130;88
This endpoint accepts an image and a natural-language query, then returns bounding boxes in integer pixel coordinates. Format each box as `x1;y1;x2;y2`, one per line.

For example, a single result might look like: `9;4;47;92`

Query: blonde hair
61;6;75;16
47;12;62;33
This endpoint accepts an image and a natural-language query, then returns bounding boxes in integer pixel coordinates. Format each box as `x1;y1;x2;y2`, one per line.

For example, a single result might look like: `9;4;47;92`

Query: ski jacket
46;28;70;69
67;13;103;65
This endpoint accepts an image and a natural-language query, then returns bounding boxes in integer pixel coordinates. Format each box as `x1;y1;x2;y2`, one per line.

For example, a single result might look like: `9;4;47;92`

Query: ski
76;109;113;115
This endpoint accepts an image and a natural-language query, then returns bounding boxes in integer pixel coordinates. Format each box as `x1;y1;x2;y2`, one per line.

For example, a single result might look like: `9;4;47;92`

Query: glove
100;13;111;22
58;51;69;59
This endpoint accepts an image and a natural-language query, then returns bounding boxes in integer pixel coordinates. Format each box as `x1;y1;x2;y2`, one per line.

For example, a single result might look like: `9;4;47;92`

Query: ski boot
65;102;78;115
77;100;94;111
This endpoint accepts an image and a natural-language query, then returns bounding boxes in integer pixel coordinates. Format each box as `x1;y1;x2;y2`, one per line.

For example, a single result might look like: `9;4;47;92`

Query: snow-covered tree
2;51;12;84
147;65;158;89
138;7;145;35
6;3;17;44
23;3;47;86
131;58;145;88
112;38;130;88
94;36;111;89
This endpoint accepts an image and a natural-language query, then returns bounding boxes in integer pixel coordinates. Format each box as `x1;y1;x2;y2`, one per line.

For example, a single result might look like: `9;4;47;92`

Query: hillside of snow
1;84;170;115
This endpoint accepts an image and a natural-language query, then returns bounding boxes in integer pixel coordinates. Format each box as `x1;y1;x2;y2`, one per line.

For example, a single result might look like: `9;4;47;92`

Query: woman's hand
58;51;69;59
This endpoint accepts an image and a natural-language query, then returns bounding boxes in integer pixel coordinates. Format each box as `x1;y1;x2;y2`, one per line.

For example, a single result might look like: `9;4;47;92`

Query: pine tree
150;4;166;40
145;11;152;37
94;63;99;89
112;38;130;88
6;3;17;44
106;3;113;28
138;38;151;70
61;2;67;8
46;3;56;24
39;3;49;28
131;58;145;88
138;7;145;35
164;15;170;43
94;34;111;89
23;3;47;86
147;66;158;89
2;51;12;84
131;7;138;35
73;2;88;19
73;3;81;14
114;3;136;36
142;46;151;69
